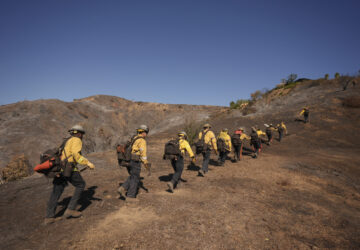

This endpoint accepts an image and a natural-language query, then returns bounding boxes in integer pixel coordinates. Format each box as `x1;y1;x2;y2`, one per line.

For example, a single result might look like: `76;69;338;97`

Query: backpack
217;138;227;152
194;130;209;155
278;126;284;133
231;134;242;147
117;136;141;166
250;131;260;145
163;139;181;160
34;137;71;178
266;127;272;136
304;109;309;116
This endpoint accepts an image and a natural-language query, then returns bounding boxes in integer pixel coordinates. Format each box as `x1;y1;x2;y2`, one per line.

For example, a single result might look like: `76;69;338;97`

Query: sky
0;0;359;106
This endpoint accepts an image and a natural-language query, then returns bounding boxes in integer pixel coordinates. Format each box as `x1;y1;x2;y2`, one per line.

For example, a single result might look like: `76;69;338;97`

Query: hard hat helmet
137;124;149;133
203;123;211;128
222;128;228;132
238;127;244;131
69;125;85;134
178;131;187;137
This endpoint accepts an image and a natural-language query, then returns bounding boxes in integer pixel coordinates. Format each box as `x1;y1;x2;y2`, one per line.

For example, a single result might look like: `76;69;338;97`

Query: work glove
87;162;95;170
191;157;196;164
214;150;218;155
144;162;152;176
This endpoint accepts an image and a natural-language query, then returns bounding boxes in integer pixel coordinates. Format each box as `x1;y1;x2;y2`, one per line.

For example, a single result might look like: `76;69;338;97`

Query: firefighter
198;124;217;176
167;131;195;193
299;107;310;123
45;125;95;225
118;125;150;201
231;127;251;161
217;128;232;166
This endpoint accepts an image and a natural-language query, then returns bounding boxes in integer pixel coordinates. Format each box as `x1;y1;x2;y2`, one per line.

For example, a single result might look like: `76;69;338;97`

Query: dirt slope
0;95;224;170
0;79;360;249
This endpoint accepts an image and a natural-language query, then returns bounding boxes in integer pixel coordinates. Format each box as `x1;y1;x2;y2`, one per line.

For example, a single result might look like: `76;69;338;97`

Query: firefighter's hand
214;150;218;155
191;157;196;164
144;163;152;176
87;162;95;170
144;162;151;170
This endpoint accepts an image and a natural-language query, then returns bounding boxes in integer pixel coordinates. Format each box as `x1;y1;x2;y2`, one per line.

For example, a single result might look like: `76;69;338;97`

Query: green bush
283;82;298;89
324;74;329;80
286;73;298;84
183;118;203;145
335;72;340;79
229;99;249;109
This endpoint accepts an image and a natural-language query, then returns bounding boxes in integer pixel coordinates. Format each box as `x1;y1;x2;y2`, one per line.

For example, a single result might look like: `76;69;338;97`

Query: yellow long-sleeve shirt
61;137;89;166
218;131;232;151
266;127;278;133
281;122;287;134
240;133;251;141
199;130;217;151
179;138;194;158
256;130;266;137
131;136;148;164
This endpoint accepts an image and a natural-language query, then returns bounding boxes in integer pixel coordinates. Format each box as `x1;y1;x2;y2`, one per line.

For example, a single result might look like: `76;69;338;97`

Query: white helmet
69;125;85;134
178;131;187;136
137;124;149;133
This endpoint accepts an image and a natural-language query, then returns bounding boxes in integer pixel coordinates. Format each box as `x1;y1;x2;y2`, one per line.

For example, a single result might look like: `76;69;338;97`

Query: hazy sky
1;0;359;106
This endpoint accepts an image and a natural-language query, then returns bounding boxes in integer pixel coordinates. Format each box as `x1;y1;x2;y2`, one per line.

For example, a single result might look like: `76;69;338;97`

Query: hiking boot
117;186;126;199
44;217;55;225
64;209;82;218
167;182;174;193
198;169;205;176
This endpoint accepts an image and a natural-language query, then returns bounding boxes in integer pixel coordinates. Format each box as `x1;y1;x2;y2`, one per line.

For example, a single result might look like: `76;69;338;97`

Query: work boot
117;186;126;199
198;169;205;177
167;182;174;193
44;217;55;225
64;209;82;218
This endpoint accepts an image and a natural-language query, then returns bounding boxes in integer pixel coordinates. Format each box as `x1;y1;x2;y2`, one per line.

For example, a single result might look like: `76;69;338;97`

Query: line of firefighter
43;103;311;225
163;121;287;193
44;111;294;223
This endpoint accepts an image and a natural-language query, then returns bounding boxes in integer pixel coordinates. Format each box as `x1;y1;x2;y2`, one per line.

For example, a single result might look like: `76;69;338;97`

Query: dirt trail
2;122;360;249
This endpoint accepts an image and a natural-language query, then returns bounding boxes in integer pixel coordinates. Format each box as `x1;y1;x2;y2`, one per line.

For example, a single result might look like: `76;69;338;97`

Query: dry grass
1;154;32;182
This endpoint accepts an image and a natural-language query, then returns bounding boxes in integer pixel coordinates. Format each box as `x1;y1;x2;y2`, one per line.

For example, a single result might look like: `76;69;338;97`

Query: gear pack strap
201;130;210;142
130;135;143;152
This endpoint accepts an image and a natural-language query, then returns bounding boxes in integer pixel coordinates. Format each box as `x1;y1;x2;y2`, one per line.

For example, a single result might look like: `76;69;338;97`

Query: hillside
0;78;360;249
0;95;224;172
